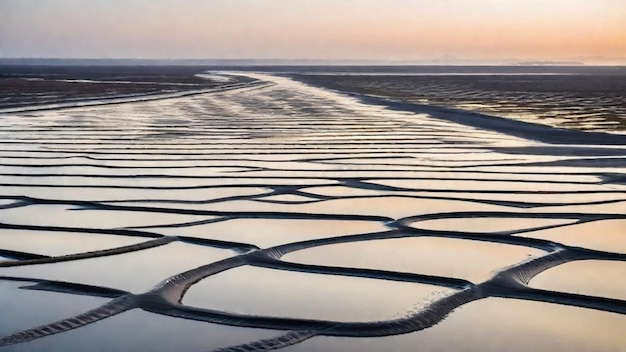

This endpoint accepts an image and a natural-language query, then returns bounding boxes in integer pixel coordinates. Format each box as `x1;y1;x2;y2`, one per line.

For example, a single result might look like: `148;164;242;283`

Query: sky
1;0;625;63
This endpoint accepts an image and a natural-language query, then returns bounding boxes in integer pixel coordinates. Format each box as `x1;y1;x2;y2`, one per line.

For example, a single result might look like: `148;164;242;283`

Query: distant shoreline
4;58;626;67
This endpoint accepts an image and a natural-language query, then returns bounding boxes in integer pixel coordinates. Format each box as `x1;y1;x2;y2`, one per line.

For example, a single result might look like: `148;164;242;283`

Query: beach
0;69;625;351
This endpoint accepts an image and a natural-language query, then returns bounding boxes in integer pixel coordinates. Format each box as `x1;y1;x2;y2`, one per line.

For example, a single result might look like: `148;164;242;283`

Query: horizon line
2;57;626;67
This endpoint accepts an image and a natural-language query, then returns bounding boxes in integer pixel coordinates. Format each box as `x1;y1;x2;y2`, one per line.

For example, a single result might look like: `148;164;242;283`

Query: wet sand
0;71;625;351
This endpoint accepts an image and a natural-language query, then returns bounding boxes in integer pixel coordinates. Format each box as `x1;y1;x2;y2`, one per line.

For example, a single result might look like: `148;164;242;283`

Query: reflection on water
174;218;388;247
531;260;626;300
282;298;626;352
2;306;280;352
0;204;207;229
0;282;107;340
284;237;543;283
413;217;575;233
184;266;455;322
0;229;146;256
1;243;235;293
519;220;626;253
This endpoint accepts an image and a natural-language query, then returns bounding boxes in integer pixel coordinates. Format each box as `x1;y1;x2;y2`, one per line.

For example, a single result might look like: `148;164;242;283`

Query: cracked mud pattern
0;73;625;351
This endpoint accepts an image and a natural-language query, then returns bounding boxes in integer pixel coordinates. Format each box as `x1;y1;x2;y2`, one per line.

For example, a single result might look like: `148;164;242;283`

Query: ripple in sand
183;266;455;322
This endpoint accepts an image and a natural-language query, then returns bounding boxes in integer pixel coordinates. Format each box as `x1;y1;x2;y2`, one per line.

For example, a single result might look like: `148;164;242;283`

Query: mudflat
0;69;624;351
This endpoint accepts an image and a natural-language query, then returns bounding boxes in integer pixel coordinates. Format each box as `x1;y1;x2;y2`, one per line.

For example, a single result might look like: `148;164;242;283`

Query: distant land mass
516;61;585;66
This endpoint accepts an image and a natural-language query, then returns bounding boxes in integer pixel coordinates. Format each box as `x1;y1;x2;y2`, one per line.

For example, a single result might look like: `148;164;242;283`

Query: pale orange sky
1;0;624;63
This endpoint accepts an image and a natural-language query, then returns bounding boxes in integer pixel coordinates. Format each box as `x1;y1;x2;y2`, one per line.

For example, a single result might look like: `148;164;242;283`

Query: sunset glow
1;0;625;63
